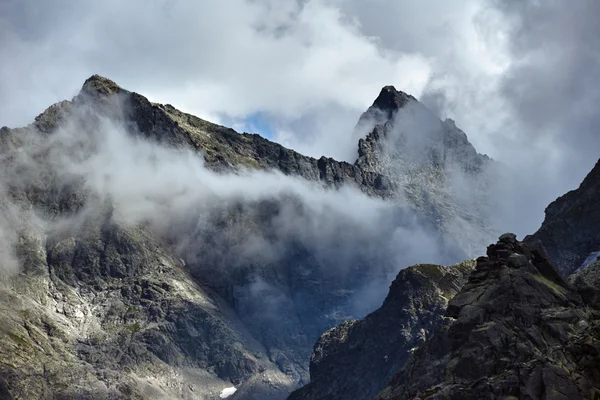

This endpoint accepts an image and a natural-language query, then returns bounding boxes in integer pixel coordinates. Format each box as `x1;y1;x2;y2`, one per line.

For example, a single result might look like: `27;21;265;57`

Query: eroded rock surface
0;76;495;399
377;234;600;400
527;158;600;276
288;260;475;400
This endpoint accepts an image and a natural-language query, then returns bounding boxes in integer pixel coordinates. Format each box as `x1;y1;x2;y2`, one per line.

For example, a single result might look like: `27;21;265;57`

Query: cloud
0;0;433;158
495;1;600;174
2;0;599;239
0;96;467;326
412;1;600;236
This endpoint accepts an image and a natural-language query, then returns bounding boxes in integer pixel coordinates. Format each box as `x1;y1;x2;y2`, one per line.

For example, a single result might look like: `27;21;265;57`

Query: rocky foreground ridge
0;76;496;399
288;260;475;400
377;234;600;399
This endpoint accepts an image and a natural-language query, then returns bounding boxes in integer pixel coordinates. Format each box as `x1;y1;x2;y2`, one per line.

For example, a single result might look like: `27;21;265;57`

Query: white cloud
1;0;599;236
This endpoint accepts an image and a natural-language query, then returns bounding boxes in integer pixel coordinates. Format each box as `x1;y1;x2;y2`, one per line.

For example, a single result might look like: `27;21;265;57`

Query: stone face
0;222;286;399
375;234;600;400
570;261;600;309
287;260;475;400
526;158;600;276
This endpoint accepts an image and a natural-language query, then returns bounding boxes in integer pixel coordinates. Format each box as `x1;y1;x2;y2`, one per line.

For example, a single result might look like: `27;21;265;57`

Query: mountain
291;236;600;400
354;86;495;256
0;76;494;399
526;159;600;276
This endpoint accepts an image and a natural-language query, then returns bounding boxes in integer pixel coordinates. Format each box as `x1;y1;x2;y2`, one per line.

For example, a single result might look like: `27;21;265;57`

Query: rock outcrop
287;260;475;400
377;234;600;400
527;158;600;276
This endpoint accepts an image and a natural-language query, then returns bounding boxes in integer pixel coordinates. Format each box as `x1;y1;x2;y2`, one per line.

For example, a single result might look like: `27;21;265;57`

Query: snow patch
220;387;237;398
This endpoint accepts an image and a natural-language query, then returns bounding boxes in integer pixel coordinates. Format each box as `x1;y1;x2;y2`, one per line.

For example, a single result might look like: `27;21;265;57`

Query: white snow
577;251;600;271
220;387;237;399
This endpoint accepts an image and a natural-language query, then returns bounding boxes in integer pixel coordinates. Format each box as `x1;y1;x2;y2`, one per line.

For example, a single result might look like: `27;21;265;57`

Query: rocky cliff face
376;234;600;400
0;221;287;400
354;86;495;256
527;158;600;276
0;76;494;399
287;260;475;400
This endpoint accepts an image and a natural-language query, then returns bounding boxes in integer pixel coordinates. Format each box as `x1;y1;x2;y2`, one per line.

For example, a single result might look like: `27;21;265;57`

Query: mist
3;0;598;244
0;95;473;349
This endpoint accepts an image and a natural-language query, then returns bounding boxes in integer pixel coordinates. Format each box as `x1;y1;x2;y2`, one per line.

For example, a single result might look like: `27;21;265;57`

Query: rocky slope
526;158;600;276
287;260;475;400
376;234;600;399
0;220;288;399
0;75;494;399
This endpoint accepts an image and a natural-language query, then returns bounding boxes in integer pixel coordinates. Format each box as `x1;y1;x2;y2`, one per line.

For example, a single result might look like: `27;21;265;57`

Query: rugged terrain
291;156;600;400
527;159;600;276
354;86;495;256
292;234;600;400
376;234;600;399
2;75;598;400
0;76;496;399
288;260;475;400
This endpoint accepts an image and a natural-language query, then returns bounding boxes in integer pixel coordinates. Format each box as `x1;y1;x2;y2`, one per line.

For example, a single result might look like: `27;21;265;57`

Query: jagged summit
80;74;123;98
371;85;416;119
0;76;500;399
3;74;598;400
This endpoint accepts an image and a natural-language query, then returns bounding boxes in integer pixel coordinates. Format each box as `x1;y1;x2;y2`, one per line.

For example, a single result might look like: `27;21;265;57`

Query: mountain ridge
0;75;496;399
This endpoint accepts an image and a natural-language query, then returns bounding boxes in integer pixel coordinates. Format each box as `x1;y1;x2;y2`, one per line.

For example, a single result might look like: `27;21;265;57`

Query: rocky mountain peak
353;86;496;257
0;75;510;399
0;75;487;399
80;74;124;98
370;85;415;120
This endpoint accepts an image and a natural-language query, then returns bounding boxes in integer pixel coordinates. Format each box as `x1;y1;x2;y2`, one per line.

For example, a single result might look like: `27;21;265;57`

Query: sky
1;0;599;235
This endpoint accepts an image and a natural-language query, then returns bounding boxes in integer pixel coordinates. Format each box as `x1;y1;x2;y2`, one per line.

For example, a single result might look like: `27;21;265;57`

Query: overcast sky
1;0;599;235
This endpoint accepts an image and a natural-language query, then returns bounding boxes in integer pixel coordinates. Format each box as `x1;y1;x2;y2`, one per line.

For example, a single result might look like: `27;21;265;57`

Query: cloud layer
0;96;465;317
2;0;599;236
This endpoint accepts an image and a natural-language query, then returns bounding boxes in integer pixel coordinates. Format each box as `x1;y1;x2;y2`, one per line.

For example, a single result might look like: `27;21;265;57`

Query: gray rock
526;158;600;276
0;76;496;399
287;260;475;400
376;236;600;400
